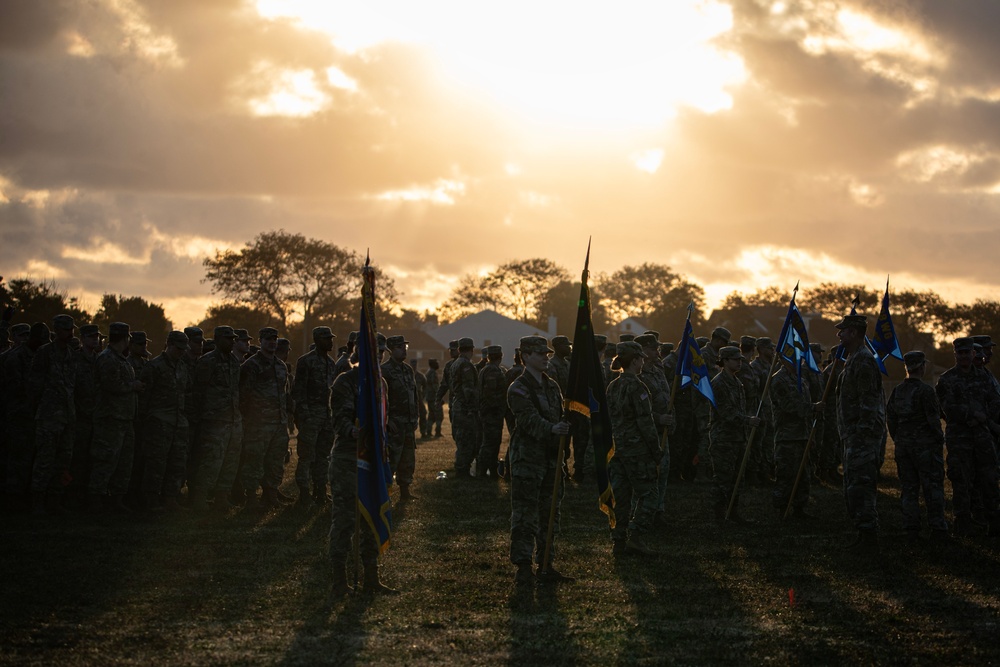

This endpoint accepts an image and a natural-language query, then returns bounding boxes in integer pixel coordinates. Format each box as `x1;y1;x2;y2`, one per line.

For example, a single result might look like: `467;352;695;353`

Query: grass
3;420;1000;666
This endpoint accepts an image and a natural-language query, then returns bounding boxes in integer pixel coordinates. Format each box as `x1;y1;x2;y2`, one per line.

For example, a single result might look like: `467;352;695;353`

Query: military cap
641;330;661;341
52;314;75;331
953;337;974;352
756;337;774;349
10;323;30;337
634;333;659;349
619;333;635;342
109;322;130;337
184;326;204;341
740;335;757;346
611;341;647;370
659;342;675;355
835;314;868;330
552;335;571;347
458;336;475;349
234;328;252;341
903;350;926;365
348;331;359;343
718;345;742;361
312;326;335;339
276;337;290;350
711;326;732;343
972;335;996;348
448;340;459;350
258;327;279;340
130;331;149;345
386;335;408;348
594;334;608;347
214;325;236;339
519;335;553;354
80;324;101;337
809;343;824;355
486;345;503;356
696;336;710;347
166;330;189;349
377;333;387;350
973;342;984;352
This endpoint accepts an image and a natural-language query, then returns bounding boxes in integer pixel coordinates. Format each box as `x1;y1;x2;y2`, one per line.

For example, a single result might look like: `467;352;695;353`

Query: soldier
836;314;887;553
434;340;460;432
189;326;243;511
709;346;760;524
89;322;143;512
769;353;820;519
546;336;571;393
503;348;525;461
425;358;444;438
476;347;489;373
887;351;948;540
659;343;676;386
4;323;42;509
450;337;479;477
751;337;777;482
181;326;205;489
327;334;397;598
635;334;674;527
234;329;253;360
736;335;762;485
69;324;101;507
292;326;337;507
817;349;843;486
476;345;507;480
806;342;827;480
507;335;573;585
28;314;78;515
382;335;418;500
411;358;429;439
138;330;191;512
602;339;617;386
936;337;1000;537
126;331;150;504
333;331;357;378
607;341;661;556
238;327;290;510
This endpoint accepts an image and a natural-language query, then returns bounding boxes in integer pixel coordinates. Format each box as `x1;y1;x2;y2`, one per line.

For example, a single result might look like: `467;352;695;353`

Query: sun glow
256;1;745;130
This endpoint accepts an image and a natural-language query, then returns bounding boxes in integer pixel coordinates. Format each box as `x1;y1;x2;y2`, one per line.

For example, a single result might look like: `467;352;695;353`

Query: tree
197;303;278;338
1;277;90;326
533;279;611;336
203;230;364;350
799;283;877;320
94;295;172;341
597;263;705;339
438;259;569;324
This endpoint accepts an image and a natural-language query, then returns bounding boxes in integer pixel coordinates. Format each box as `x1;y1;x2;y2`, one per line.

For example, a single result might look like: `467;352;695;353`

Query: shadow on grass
507;581;578;667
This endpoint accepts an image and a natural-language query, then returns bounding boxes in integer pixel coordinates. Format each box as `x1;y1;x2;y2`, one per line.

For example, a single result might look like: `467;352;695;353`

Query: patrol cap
594;334;608;348
166;330;189;349
552;335;571;347
619;334;635;342
756;337;774;349
312;326;335;339
953;337;974;352
52;314;75;331
448;340;459;350
972;335;996;348
634;333;658;349
458;336;475;350
130;331;149;345
641;330;660;341
809;343;824;355
835;314;868;330
719;346;742;362
711;326;732;343
348;331;359;343
659;342;675;355
276;337;290;351
10;323;30;337
696;336;710;347
184;326;204;341
611;341;647;370
386;335;408;348
214;325;237;339
740;335;757;346
80;324;101;338
234;329;252;341
903;350;926;365
519;335;553;354
377;333;387;350
109;322;130;337
486;345;503;356
258;327;279;340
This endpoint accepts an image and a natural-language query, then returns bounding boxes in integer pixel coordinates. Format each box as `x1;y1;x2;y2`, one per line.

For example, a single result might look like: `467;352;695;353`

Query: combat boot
274;488;294;504
212;491;233;512
30;492;46;516
187;489;209;512
399;483;417;502
144;493;165;514
110;495;133;514
362;559;399;595
626;534;659;557
163;497;187;513
514;562;534;586
86;493;105;514
536;565;575;584
313;483;331;506
45;494;69;517
296;486;312;508
953;514;975;537
844;528;879;555
792;506;817;521
328;561;353;600
260;487;280;510
612;539;628;556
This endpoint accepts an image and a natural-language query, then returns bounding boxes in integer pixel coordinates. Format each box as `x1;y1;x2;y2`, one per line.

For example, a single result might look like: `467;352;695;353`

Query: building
427;310;553;367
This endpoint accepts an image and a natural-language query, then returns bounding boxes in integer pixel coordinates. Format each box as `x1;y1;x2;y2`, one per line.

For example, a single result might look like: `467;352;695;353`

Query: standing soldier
435;341;460;435
411;358;429;439
507;336;573;585
736;336;762;485
138;331;191;512
28;314;78;515
234;329;252;360
751;337;777;482
68;324;101;507
450;337;479;477
806;343;826;481
476;345;507;480
887;351;948;541
382;335;418;500
333;331;357;378
709;346;760;524
504;349;525;436
769;355;819;519
4;323;41;510
607;341;661;556
189;326;243;511
89;322;143;512
292;327;337;507
425;358;444;438
238;327;290;510
835;314;887;553
635;334;674;526
817;349;843;485
126;331;150;505
181;327;204;492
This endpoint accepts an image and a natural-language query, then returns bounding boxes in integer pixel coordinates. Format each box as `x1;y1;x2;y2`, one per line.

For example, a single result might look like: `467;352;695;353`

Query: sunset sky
2;0;999;327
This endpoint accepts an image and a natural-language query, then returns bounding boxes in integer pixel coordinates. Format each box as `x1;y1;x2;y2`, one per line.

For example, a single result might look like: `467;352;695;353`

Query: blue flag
678;319;716;407
847;293;889;375
357;257;393;554
870;278;903;370
776;299;821;390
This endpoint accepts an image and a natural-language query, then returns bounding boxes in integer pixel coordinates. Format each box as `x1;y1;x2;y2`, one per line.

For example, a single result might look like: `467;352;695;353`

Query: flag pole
726;281;798;521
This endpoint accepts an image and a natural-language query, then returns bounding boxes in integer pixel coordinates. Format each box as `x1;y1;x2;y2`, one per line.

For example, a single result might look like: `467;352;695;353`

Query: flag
870;277;903;366
847;293;889;375
356;256;393;554
776;298;821;390
677;319;716;407
565;241;616;527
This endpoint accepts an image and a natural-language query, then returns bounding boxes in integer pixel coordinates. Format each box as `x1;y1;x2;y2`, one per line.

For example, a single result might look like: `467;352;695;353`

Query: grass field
3;420;1000;666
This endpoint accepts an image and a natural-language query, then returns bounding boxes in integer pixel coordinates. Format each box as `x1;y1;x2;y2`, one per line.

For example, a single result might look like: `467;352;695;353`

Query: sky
2;0;1000;327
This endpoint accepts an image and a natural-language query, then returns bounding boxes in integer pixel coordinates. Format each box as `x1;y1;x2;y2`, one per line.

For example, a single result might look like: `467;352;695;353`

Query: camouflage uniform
507;368;565;568
476;357;508;479
90;346;137;497
435;354;458;428
768;366;812;511
887;377;947;533
292;349;335;497
607;372;660;544
425;366;444;436
4;344;35;495
381;354;417;487
29;341;76;495
709;368;749;512
751;356;777;478
450;355;479;473
69;345;98;502
837;345;886;532
413;364;429;438
138;350;190;502
638;359;672;512
239;351;289;497
503;362;525;438
191;348;244;500
818;360;842;480
736;353;763;482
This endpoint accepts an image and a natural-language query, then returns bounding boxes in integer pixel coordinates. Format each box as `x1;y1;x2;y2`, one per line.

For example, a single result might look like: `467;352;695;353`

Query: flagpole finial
793;280;800;294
